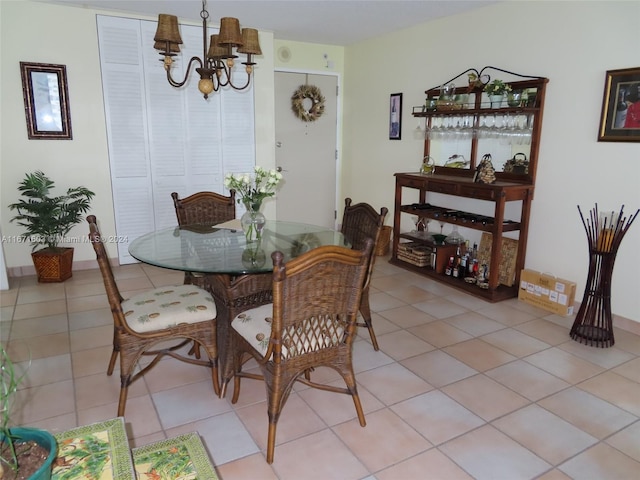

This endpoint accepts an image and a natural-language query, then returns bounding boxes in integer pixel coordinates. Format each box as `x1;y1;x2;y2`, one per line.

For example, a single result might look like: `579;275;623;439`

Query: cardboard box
518;269;576;316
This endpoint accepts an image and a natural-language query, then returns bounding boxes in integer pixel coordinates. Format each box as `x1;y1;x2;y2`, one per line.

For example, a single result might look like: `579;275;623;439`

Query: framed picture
20;62;72;140
598;66;640;142
389;93;402;140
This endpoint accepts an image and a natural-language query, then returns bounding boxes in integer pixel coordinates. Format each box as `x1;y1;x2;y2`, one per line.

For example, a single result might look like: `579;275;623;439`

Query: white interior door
275;72;338;229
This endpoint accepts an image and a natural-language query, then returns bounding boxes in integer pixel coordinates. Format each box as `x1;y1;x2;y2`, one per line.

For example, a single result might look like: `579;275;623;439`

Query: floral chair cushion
121;285;216;333
231;304;345;359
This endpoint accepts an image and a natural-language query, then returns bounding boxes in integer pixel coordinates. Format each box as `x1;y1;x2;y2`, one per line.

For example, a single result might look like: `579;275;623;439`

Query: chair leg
359;291;379;351
341;368;367;427
107;348;119;375
211;361;221;397
220;381;229;399
117;375;130;417
351;391;367;427
231;375;241;404
266;419;277;464
265;375;292;464
188;343;202;359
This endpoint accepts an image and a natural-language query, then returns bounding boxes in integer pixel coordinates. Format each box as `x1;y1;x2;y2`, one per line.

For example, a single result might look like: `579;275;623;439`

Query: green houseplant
8;171;95;282
483;78;512;96
0;346;57;479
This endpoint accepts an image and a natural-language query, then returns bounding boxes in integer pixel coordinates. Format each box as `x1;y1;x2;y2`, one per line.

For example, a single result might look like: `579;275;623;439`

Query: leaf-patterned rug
52;417;135;479
132;433;218;480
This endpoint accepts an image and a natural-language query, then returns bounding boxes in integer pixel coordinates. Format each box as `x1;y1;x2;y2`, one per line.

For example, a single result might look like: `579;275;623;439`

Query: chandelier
153;0;261;99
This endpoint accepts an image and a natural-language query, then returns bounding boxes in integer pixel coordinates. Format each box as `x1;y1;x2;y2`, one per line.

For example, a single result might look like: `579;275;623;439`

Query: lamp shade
237;28;262;55
207;35;230;59
154;14;183;45
218;17;243;46
154;40;180;53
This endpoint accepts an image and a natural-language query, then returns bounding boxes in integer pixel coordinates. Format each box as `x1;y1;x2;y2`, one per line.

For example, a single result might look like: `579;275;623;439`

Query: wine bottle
460;241;469;279
467;242;478;277
452;246;461;278
445;255;454;276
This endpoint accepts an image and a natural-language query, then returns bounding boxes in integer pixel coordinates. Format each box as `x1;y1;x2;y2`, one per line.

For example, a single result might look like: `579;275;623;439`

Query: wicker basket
397;242;432;267
376;226;392;256
31;247;74;282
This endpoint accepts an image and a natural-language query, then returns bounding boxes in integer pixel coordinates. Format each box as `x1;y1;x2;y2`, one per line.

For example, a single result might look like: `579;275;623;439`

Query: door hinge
336;85;339;96
335;150;338;160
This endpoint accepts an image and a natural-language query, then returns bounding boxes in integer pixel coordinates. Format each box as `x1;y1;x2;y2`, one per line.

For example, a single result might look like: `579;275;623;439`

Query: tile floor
1;258;640;480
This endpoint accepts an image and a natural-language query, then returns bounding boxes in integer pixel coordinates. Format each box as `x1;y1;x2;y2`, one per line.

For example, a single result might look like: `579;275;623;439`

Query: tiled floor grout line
3;263;640;479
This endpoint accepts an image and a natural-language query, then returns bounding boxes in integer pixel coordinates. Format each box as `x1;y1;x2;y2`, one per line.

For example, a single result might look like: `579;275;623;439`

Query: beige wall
341;1;640;323
0;0;275;266
2;1;639;323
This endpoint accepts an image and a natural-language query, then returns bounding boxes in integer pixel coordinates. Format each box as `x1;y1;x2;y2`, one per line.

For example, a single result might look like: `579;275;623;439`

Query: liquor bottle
460;241;469;279
445;255;454;276
471;259;479;281
467;242;478;277
477;263;488;285
452;246;461;278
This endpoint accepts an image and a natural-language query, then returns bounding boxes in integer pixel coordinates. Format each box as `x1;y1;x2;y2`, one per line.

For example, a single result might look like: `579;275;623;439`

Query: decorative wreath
291;85;325;122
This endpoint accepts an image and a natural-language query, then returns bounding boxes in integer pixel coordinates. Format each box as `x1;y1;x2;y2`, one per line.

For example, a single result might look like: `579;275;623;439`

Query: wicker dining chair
229;240;373;463
340;197;389;350
87;215;220;416
171;190;236;287
172;190;237;359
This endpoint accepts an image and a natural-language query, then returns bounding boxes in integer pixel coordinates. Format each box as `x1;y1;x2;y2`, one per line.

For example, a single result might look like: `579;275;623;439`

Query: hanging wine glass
413;216;420;232
424;217;432;234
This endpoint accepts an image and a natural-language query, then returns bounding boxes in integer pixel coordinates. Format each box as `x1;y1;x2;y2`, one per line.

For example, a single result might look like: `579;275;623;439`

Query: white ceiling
38;0;498;46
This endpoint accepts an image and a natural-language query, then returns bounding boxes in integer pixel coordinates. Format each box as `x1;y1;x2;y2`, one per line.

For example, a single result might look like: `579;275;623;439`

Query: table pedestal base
206;273;273;397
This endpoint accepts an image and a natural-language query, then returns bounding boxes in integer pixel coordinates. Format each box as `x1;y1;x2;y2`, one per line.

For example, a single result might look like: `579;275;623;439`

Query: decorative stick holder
570;204;638;347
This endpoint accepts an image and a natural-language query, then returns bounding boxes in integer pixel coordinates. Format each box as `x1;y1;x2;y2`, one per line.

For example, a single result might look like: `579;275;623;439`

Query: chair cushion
121;285;216;333
231;304;344;359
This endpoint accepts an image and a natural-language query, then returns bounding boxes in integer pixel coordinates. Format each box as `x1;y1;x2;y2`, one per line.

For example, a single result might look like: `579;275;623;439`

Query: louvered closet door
98;16;256;264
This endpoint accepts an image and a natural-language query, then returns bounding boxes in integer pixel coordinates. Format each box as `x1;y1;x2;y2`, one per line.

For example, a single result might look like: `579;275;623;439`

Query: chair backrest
340;198;388;286
87;215;125;325
267;240;373;362
172;191;236;226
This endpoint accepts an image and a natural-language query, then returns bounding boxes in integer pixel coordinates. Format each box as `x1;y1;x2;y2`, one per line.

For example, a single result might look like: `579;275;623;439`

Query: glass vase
241;199;266;243
507;91;523;107
242;244;266;268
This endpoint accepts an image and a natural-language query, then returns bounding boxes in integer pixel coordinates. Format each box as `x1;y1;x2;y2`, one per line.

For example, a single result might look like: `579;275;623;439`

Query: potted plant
0;346;57;479
484;79;512;108
8;171;95;282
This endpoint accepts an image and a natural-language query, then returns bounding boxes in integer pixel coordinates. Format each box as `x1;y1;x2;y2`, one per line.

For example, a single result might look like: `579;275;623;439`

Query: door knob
276;166;287;172
276;141;282;148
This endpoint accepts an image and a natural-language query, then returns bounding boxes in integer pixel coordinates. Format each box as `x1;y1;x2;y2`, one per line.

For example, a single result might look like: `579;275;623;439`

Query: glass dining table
128;220;349;396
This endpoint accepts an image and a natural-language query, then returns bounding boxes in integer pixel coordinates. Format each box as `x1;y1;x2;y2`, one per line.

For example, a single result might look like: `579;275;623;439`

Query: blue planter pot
1;427;57;480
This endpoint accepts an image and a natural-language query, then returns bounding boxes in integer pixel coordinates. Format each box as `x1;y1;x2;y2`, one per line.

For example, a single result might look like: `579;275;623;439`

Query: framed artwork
598;66;640;142
389;93;402;140
20;62;72;139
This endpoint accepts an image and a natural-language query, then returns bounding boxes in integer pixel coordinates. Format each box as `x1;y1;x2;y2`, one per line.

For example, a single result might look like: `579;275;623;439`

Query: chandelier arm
165;56;204;88
225;72;252;91
221;61;253;90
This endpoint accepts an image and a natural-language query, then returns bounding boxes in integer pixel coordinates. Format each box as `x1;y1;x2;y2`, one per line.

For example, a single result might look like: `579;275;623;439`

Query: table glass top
128;220;348;275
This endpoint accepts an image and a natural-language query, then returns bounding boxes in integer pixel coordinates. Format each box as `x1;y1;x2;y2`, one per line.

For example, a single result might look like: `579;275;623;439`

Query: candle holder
570;204;638;347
